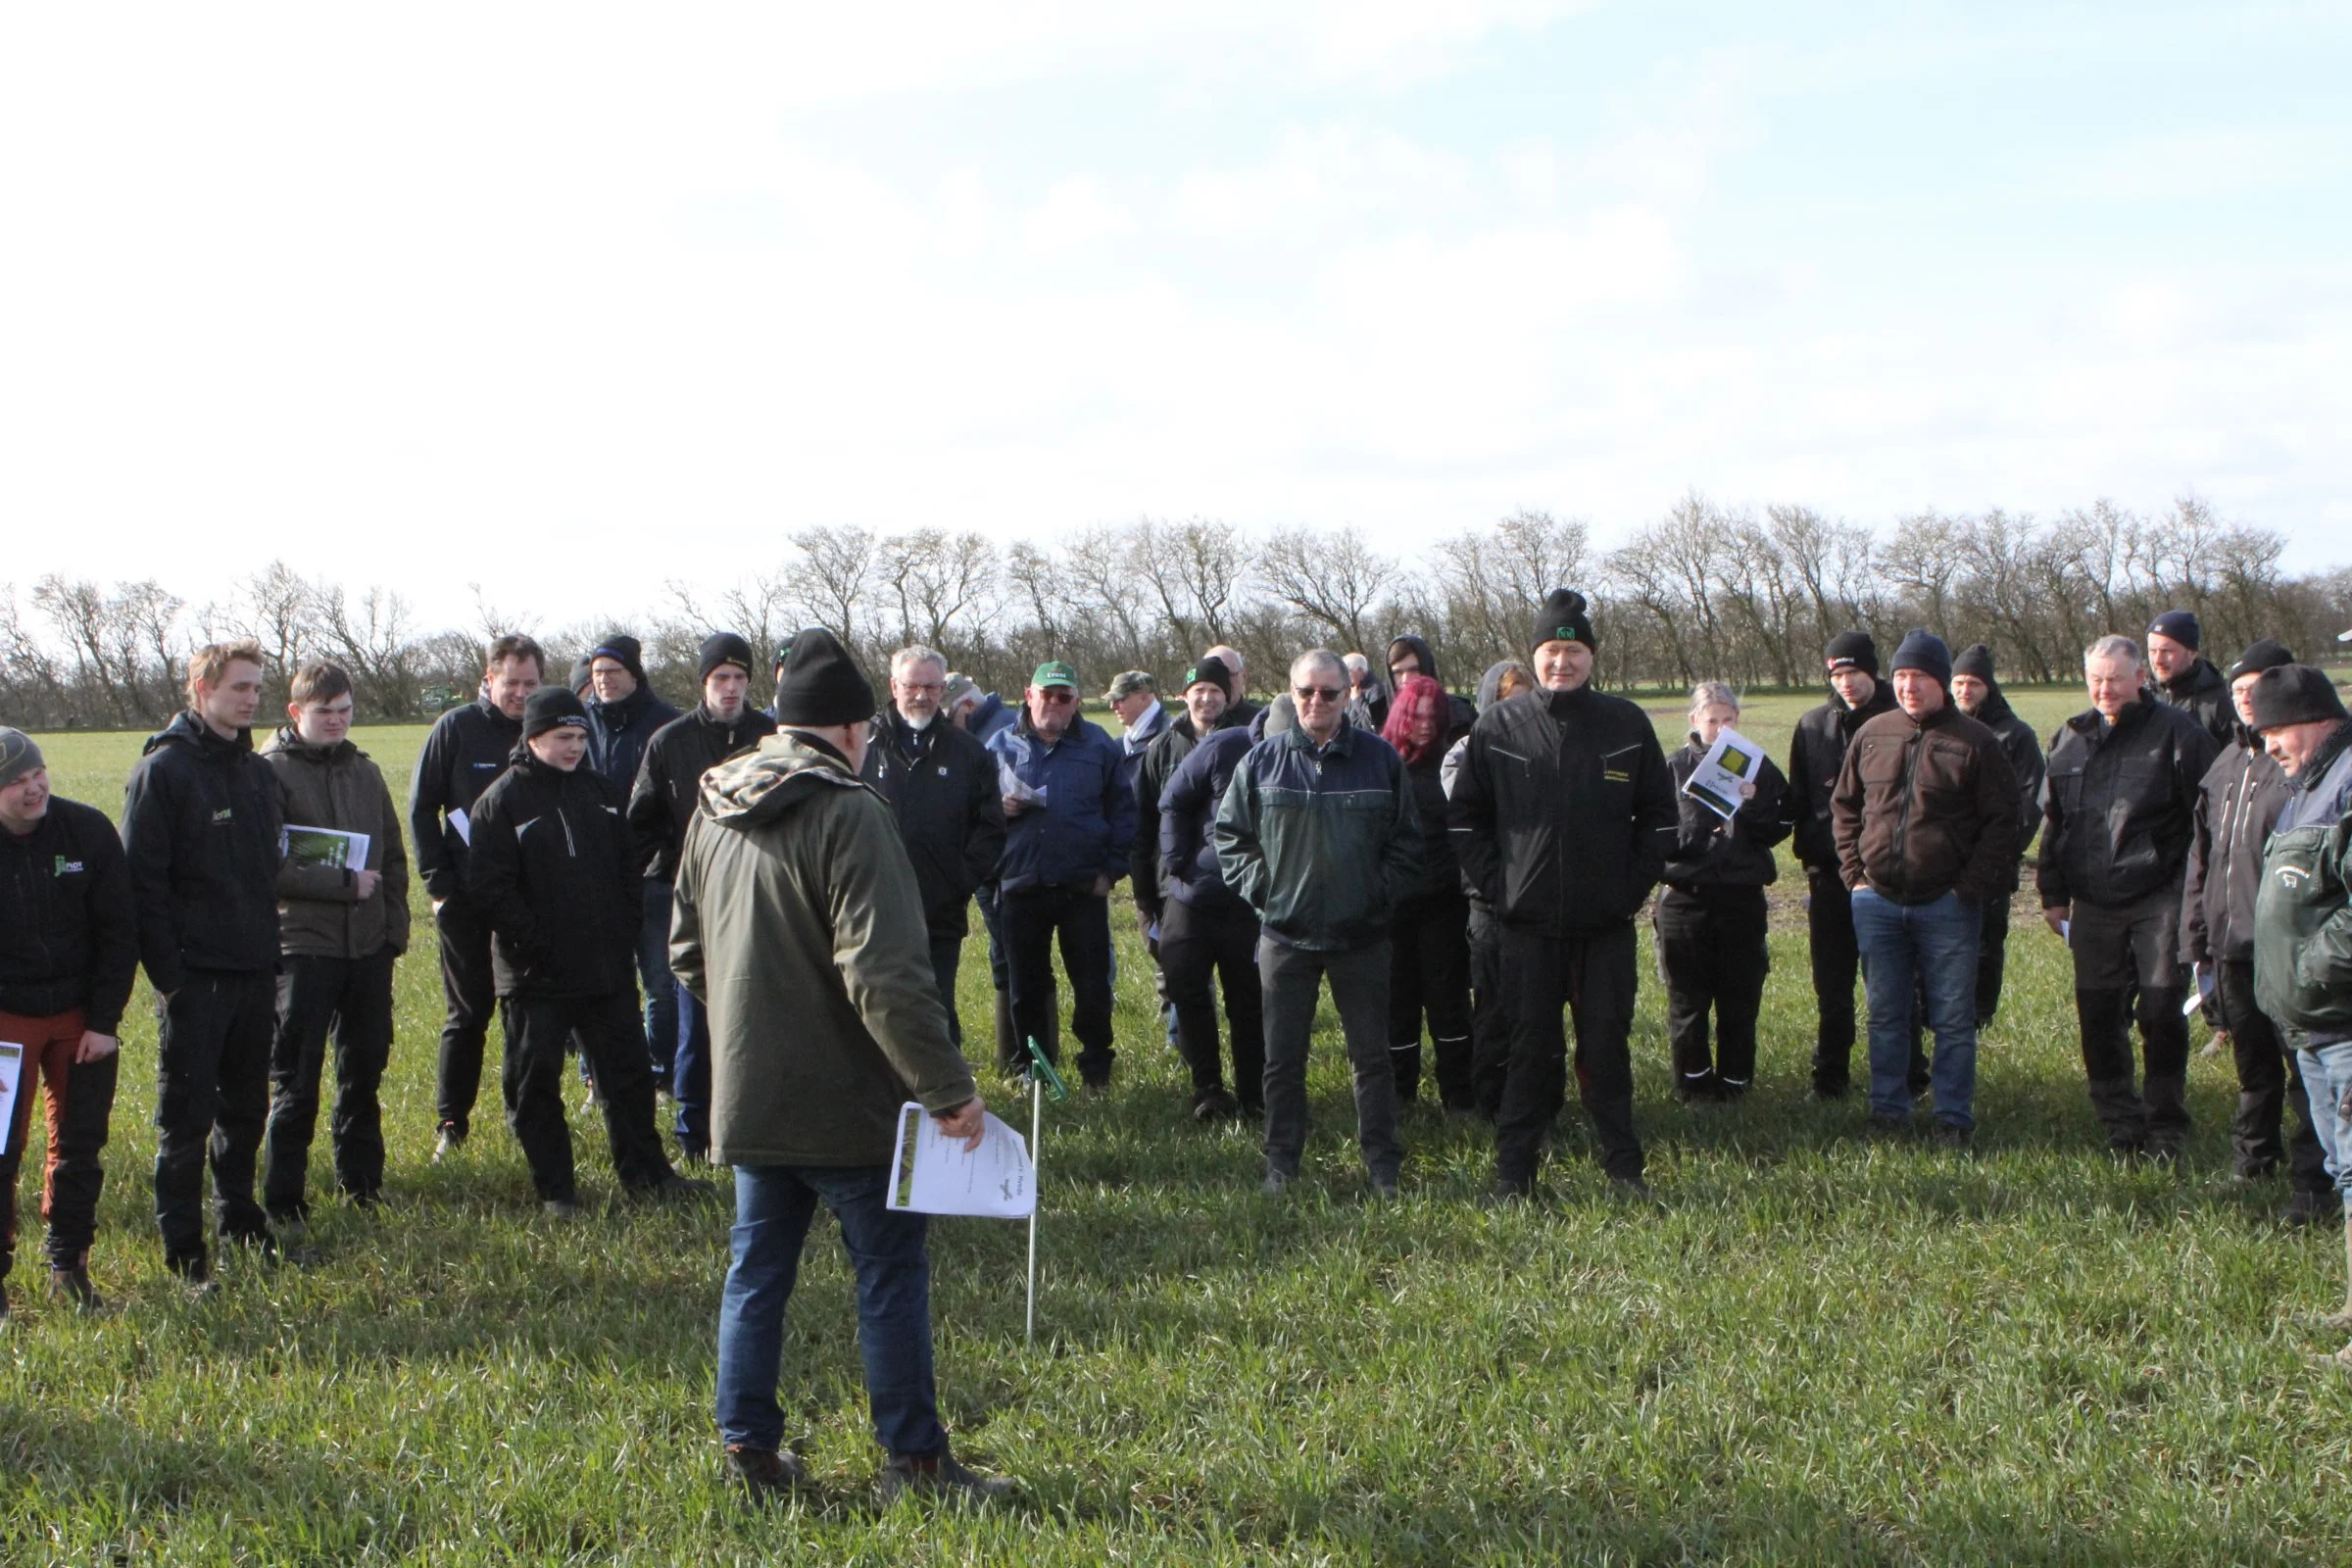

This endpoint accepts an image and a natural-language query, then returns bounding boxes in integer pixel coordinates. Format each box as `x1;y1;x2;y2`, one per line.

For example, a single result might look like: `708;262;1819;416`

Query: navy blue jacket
1159;727;1256;912
986;713;1134;892
587;685;680;798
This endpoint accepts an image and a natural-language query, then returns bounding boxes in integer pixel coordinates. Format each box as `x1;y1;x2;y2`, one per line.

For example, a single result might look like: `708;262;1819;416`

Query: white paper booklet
284;824;370;871
886;1102;1035;1218
1682;728;1764;819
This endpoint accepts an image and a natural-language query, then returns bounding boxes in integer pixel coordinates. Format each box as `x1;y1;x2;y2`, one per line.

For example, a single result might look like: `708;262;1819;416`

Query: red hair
1382;673;1445;765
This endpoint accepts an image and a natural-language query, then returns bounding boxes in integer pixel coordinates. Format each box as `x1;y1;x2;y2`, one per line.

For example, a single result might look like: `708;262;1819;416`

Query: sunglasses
1293;686;1345;703
1036;689;1078;705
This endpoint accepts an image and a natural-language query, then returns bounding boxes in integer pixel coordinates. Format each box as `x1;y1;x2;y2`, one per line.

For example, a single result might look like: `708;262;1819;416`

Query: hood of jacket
259;725;360;766
1387;634;1442;687
1968;679;2017;728
144;709;253;761
699;728;875;831
1476;661;1532;710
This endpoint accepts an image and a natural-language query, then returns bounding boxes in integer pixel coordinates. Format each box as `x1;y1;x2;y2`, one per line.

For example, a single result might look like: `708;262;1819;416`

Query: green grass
7;699;2350;1564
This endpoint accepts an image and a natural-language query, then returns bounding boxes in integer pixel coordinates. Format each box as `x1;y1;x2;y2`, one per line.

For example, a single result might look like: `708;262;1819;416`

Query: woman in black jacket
1381;674;1473;1109
1657;684;1789;1102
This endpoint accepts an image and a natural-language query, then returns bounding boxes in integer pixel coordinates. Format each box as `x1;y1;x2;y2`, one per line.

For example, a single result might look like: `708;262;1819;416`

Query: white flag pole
1026;1068;1042;1345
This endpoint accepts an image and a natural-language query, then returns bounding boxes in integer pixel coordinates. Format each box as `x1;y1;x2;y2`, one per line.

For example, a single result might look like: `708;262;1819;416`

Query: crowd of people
2;587;2349;1501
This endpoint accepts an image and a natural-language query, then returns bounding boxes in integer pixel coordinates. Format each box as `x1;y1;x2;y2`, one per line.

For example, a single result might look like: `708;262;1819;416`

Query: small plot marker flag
1022;1036;1065;1344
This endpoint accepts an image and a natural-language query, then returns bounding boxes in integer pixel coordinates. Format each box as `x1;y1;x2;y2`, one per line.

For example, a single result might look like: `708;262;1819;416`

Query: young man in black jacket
2145;610;2235;751
1947;644;2047;1027
2039;634;2220;1160
583;632;682;1091
0;729;136;1315
121;641;286;1289
1450;592;1677;1198
410;634;542;1157
468;688;703;1214
630;632;776;1161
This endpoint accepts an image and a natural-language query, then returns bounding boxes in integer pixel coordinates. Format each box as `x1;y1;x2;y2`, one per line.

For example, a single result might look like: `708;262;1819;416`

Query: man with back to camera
628;632;776;1163
1946;644;2047;1028
2039;634;2220;1161
581;633;681;1093
410;633;543;1158
1449;591;1677;1200
0;727;135;1317
2145;609;2236;751
672;628;1013;1503
122;640;287;1291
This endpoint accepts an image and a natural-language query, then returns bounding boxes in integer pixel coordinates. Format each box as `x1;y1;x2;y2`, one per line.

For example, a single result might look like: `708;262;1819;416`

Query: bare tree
786;525;878;652
1258;524;1396;655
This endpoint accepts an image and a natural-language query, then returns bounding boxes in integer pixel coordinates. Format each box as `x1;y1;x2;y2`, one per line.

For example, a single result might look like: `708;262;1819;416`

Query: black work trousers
433;895;506;1138
504;991;673;1203
1387;888;1473;1108
1975;894;2014;1026
1001;884;1116;1086
154;968;276;1271
264;948;395;1219
1495;921;1643;1185
2070;890;2190;1152
1467;905;1508;1117
1159;897;1265;1108
1655;887;1769;1095
2213;956;2333;1192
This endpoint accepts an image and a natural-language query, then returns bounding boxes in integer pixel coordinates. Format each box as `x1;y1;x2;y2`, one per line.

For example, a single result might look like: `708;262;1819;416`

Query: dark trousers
2069;889;2190;1152
976;881;1007;991
1387;888;1473;1108
503;991;672;1202
1002;885;1116;1085
639;881;678;1082
673;983;712;1158
1655;887;1769;1094
1159;897;1265;1108
1495;921;1642;1184
1257;937;1400;1179
928;933;965;1052
1468;905;1508;1117
1975;894;2014;1025
433;896;505;1137
154;969;276;1269
0;1006;116;1278
263;949;394;1218
2213;956;2332;1192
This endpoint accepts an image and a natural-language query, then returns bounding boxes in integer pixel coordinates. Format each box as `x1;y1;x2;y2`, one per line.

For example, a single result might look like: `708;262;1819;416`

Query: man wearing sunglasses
1214;651;1421;1199
984;662;1135;1089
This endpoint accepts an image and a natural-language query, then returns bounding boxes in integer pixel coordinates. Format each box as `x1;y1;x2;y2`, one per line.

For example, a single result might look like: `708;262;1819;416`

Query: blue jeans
1850;887;1982;1129
2296;1042;2352;1219
672;983;710;1156
715;1164;946;1457
639;882;678;1080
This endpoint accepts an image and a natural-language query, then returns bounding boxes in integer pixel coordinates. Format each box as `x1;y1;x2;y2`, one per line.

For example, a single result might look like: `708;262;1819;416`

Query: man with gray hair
1216;650;1420;1198
2039;633;2219;1160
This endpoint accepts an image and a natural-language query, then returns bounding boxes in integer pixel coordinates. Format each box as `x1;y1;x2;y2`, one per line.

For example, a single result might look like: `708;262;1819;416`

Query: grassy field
7;689;2351;1565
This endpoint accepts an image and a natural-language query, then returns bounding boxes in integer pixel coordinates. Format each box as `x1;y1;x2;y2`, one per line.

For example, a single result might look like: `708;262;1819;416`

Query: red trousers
0;1006;119;1275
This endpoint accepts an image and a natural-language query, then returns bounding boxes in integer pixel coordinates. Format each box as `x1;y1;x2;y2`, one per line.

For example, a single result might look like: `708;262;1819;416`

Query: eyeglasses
897;680;945;695
1293;686;1345;704
1036;689;1078;705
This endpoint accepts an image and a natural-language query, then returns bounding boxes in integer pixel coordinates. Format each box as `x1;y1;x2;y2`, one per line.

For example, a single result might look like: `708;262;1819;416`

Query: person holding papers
1831;631;2022;1148
258;660;409;1225
1657;684;1789;1103
672;628;1013;1506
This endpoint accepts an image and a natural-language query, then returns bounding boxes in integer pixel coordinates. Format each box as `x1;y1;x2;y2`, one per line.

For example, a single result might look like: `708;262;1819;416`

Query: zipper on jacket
1888;727;1923;898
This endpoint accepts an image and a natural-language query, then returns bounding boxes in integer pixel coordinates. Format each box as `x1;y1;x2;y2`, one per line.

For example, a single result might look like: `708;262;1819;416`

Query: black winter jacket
1662;739;1789;892
1130;707;1253;916
1159;727;1254;913
1396;751;1462;903
1448;684;1678;935
0;797;138;1032
1967;682;2047;858
2155;657;2236;751
586;685;681;797
629;703;777;883
409;697;522;902
2036;692;2219;910
858;710;1006;941
2181;733;2292;966
1783;683;1899;871
1384;634;1476;749
121;712;283;993
466;750;638;1000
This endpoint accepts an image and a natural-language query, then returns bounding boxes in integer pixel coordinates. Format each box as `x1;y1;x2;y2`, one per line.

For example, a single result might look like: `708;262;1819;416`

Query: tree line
7;494;2348;730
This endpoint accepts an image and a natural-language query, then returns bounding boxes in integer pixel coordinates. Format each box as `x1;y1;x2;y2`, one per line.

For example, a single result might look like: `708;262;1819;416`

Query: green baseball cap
1031;661;1078;690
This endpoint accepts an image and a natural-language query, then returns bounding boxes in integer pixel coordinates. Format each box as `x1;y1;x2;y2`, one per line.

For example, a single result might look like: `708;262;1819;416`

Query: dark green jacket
671;730;977;1167
258;727;411;960
2253;725;2352;1046
1212;721;1419;952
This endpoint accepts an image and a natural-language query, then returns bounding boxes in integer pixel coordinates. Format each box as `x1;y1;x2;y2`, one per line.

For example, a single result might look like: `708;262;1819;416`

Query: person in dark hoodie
1657;683;1789;1102
1385;634;1476;750
1158;683;1266;1123
2145;610;2235;750
121;640;286;1291
1442;660;1535;1118
2038;633;2219;1160
466;686;705;1214
629;632;777;1162
1782;631;1919;1101
0;728;135;1317
257;660;409;1226
410;633;543;1158
582;633;682;1091
1450;592;1678;1199
1947;644;2047;1027
1381;672;1474;1109
2180;639;2332;1213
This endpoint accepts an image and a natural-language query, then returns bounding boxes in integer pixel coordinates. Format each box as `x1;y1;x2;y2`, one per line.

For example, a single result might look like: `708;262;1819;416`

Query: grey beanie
0;728;43;790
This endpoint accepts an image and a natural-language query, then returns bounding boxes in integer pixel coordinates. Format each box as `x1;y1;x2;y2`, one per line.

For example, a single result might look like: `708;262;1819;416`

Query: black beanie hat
591;634;648;686
1532;589;1596;653
2147;610;2200;652
524;686;591;740
1951;643;1996;683
698;632;755;682
1889;628;1952;689
770;627;876;728
2247;664;2349;732
1825;630;1879;676
2226;638;2296;682
567;654;595;695
1185;656;1233;694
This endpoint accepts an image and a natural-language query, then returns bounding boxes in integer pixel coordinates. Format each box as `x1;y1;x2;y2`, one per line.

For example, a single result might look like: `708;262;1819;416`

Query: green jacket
1212;721;1419;952
671;730;977;1167
257;726;411;960
2253;727;2352;1045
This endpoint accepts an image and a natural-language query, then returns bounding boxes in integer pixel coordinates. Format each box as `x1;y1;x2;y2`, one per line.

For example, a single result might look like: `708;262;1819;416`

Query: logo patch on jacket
212;807;233;823
2278;865;2310;890
1602;745;1637;784
54;857;83;876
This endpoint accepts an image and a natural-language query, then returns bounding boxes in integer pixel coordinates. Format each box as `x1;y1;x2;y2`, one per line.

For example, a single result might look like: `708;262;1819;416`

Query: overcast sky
4;3;2345;631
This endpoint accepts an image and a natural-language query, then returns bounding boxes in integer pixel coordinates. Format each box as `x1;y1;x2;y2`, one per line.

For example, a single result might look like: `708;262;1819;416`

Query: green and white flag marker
1022;1035;1066;1343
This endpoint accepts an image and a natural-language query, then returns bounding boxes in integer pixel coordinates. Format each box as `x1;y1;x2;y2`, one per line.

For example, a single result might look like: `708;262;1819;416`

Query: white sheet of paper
285;824;370;871
0;1042;23;1158
886;1102;1034;1218
1682;728;1763;819
2183;961;2217;1016
448;808;471;846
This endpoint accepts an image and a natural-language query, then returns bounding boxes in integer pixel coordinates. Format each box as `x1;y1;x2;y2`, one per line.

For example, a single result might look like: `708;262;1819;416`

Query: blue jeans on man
2296;1041;2352;1221
639;881;678;1084
1850;887;1982;1129
672;983;711;1159
714;1164;948;1459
